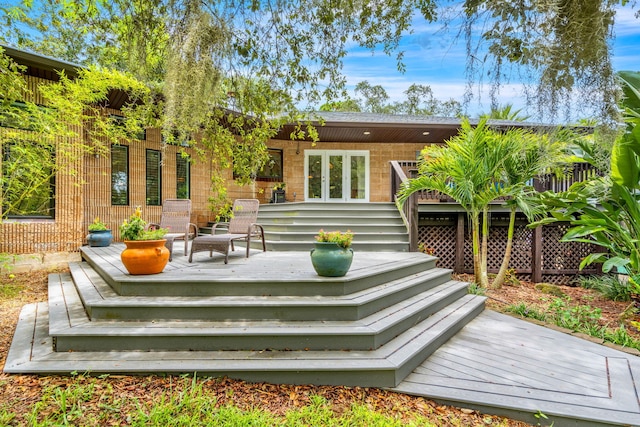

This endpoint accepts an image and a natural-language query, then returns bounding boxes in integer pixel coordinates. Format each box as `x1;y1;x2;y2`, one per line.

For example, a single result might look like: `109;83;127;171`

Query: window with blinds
146;149;161;206
176;153;190;199
111;145;129;206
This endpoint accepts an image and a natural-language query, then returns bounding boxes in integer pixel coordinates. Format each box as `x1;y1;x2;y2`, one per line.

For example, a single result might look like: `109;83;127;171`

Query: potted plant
272;183;286;203
119;207;170;275
86;217;113;247
310;229;354;277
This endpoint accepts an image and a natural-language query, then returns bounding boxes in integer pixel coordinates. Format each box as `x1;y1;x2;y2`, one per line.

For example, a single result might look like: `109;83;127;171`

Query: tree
0;0;435;207
398;118;568;287
492;130;568;288
321;82;462;116
398;119;502;286
480;104;530;122
354;81;392;114
458;0;629;122
394;84;462;116
3;1;635;124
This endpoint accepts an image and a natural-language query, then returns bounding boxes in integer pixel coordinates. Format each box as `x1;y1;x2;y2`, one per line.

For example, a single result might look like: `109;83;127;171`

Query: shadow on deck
4;243;640;426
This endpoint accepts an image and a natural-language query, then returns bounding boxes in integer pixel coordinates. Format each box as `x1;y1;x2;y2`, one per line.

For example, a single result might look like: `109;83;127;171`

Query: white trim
303;150;370;202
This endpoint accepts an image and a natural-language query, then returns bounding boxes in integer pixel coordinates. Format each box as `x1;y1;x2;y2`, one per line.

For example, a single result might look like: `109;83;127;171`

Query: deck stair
248;202;410;252
6;246;484;388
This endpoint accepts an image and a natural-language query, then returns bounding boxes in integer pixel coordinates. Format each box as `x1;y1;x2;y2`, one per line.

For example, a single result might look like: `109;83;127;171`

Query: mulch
10;268;634;426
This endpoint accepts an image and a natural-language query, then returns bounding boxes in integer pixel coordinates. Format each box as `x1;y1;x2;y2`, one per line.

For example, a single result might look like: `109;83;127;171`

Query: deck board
392;310;640;426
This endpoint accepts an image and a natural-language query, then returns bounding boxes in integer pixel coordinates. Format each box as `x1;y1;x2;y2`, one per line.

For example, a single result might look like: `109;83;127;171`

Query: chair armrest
249;223;265;236
188;223;198;238
211;222;230;233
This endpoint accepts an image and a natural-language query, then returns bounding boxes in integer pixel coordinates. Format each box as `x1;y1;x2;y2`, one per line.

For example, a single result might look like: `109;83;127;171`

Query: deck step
256;202;410;252
6;247;485;388
8;294;484;387
80;246;431;296
50;270;471;352
68;262;453;321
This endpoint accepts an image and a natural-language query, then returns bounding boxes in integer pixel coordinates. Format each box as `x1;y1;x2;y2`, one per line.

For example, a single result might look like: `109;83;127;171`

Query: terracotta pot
310;242;353;277
120;239;169;275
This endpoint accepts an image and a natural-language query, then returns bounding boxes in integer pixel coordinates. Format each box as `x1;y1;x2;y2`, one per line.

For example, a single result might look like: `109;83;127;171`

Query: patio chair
147;199;197;261
188;199;266;264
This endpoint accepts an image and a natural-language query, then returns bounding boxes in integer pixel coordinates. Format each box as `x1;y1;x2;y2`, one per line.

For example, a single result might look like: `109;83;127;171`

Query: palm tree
399;118;568;288
492;131;568;288
481;104;530;122
398;118;504;287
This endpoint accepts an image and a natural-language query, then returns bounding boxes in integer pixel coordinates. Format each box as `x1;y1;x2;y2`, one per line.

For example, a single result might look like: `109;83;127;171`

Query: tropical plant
315;229;354;249
398;118;566;287
492;130;570;287
533;71;640;295
88;217;108;231
119;207;167;241
399;118;499;286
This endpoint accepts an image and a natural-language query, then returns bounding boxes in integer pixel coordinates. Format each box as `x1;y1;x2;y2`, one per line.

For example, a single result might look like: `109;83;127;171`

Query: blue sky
340;4;640;121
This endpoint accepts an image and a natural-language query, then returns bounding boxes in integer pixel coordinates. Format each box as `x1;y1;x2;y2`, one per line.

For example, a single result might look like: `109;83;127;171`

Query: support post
532;224;543;283
455;212;465;273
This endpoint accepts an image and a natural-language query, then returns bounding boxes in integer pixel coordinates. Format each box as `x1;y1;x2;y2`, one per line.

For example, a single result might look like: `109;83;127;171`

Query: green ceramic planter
310;242;354;277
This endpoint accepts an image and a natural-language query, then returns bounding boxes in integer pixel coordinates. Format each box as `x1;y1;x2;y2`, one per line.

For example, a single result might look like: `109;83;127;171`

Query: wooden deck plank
414;348;607;394
392;311;640;427
423;339;609;393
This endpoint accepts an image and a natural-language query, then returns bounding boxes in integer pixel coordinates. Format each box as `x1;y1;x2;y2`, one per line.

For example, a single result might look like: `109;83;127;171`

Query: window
146;149;161;206
0;101;49;131
257;148;283;180
111;145;129;205
176;153;190;199
2;140;55;218
109;114;146;140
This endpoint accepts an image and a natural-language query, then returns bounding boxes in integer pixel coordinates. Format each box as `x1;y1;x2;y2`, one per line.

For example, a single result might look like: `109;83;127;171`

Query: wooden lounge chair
188;199;266;264
147;199;197;261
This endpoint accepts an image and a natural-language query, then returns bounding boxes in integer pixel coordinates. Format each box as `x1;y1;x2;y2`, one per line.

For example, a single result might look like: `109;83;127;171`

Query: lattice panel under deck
418;217;456;269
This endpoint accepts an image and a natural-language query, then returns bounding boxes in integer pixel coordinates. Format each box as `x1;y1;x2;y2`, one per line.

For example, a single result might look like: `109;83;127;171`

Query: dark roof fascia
0;43;83;77
302;111;567;132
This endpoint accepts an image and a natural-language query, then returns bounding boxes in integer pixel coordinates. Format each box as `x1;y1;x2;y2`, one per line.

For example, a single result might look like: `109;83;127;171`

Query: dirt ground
1;268;638;426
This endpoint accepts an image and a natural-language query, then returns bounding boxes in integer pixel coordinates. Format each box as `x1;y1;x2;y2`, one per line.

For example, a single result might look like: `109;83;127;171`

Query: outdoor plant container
120;239;170;275
86;229;113;247
119;207;169;275
310;229;354;277
87;217;112;247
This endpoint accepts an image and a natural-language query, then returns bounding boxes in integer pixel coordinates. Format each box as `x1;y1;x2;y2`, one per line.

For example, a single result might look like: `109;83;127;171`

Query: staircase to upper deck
254;202;410;252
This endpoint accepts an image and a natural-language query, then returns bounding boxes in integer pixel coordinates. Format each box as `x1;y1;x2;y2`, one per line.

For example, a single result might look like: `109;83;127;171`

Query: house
0;45;595;282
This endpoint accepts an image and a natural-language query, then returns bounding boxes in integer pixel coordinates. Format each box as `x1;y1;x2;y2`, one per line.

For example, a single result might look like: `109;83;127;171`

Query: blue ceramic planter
310;242;353;277
86;229;113;247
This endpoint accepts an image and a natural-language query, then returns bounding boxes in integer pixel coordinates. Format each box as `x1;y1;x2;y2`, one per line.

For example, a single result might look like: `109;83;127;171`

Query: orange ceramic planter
121;239;170;275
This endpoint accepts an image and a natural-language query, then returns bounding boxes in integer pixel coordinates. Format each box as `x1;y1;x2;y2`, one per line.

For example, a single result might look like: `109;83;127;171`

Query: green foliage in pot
120;207;167;241
88;217;109;231
315;229;354;249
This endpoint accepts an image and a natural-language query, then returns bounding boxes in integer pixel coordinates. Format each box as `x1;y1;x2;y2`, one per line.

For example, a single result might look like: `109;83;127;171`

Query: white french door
304;150;369;202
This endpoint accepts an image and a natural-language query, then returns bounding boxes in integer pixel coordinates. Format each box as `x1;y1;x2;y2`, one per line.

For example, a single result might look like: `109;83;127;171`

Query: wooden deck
393;310;640;426
4;242;640;426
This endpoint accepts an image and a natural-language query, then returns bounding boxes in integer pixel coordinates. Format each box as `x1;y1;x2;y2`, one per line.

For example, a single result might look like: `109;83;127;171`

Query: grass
0;374;457;427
